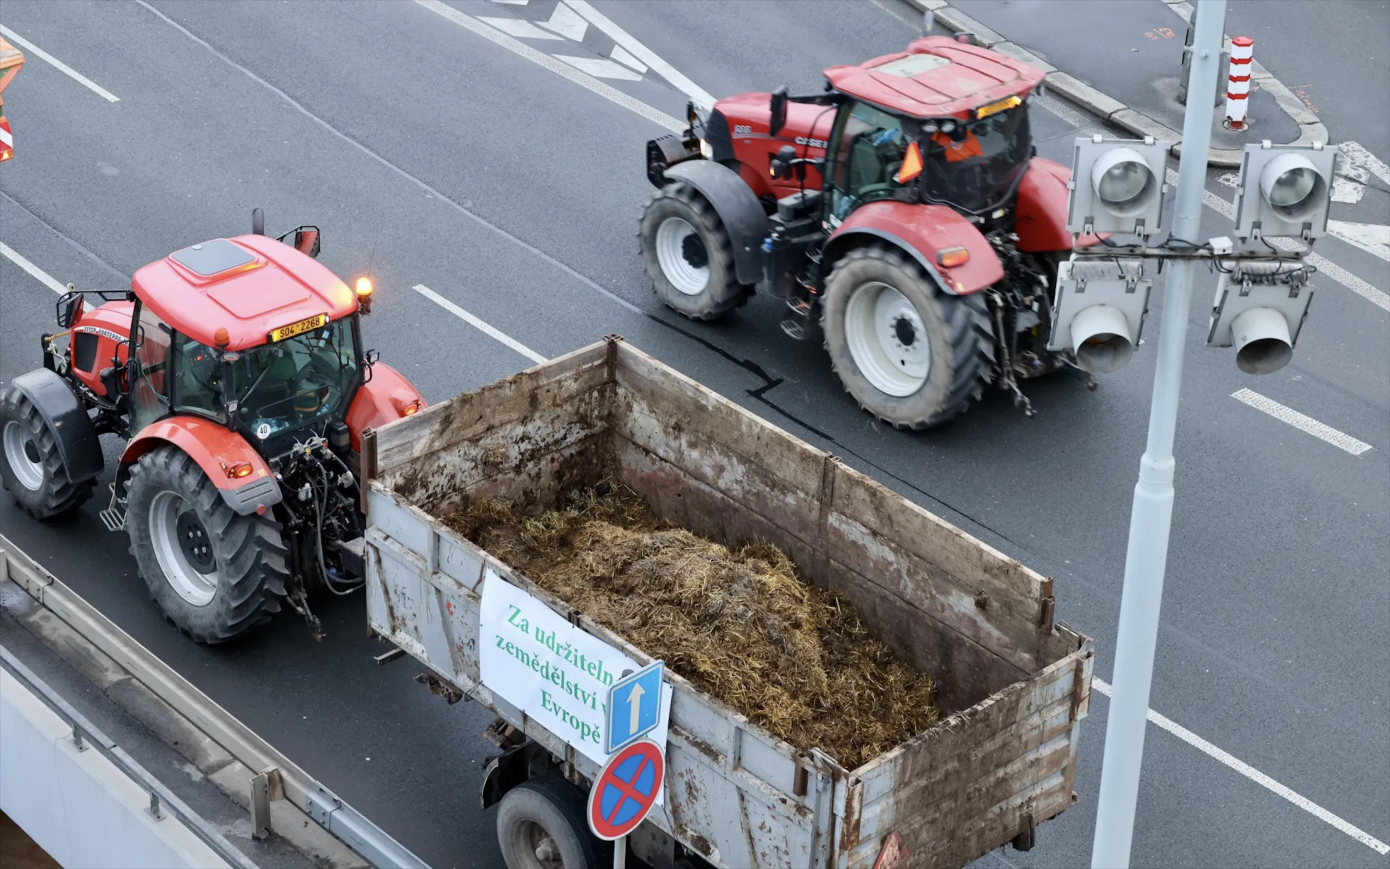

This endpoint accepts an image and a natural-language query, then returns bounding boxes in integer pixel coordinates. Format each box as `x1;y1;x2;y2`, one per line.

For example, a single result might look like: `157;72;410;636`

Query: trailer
359;336;1094;869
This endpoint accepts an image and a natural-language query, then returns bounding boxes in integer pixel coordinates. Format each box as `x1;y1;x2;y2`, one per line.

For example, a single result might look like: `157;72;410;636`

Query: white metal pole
1090;1;1227;867
614;834;627;869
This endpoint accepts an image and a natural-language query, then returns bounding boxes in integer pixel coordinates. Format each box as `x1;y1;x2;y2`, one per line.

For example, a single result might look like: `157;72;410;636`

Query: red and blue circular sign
586;738;665;841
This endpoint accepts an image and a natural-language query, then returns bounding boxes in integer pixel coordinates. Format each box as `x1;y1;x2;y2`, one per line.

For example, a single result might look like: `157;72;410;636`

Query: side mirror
56;290;84;329
769;86;788;137
278;226;321;258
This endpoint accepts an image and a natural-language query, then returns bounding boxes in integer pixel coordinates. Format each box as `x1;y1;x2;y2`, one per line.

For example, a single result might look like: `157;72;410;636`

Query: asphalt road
0;2;1386;868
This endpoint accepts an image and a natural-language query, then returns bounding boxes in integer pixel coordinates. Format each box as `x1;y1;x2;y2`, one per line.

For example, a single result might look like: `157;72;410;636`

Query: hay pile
442;481;938;768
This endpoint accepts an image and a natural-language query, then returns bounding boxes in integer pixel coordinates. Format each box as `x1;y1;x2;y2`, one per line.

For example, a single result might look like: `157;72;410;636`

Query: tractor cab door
127;302;175;434
824;100;915;224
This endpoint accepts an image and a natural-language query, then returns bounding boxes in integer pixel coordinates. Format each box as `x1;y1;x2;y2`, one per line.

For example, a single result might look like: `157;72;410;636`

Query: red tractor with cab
0;211;425;643
640;36;1105;427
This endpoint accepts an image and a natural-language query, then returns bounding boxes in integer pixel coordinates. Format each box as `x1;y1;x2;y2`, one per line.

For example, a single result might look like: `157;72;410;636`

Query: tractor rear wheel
0;386;97;520
124;447;290;644
639;182;751;321
822;246;994;429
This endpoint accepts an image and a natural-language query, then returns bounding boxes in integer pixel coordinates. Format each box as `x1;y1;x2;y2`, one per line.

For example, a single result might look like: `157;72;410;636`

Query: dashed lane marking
1229;389;1374;456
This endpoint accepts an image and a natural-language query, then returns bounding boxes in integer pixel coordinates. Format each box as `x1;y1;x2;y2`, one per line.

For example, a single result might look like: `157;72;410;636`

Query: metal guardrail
0;644;260;869
0;535;430;869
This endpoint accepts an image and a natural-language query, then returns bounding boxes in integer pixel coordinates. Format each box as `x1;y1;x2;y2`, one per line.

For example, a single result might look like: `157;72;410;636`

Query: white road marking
412;284;547;364
539;2;589;42
1164;168;1390;313
1229;388;1374;456
609;44;647;74
554;55;642;82
1326;220;1390;263
1090;678;1389;854
1337;141;1390;186
477;17;564;41
0;242;69;295
564;0;717;110
0;25;120;103
1331;175;1364;205
414;0;683;133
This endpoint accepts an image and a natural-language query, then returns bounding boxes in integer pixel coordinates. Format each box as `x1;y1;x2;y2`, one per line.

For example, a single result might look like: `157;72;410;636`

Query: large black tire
639;182;752;321
0;386;97;520
497;775;610;869
821;246;994;429
124;447;289;644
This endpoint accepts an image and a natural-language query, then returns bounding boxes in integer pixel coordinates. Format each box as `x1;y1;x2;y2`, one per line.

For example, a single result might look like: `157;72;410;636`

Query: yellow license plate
975;95;1021;119
268;313;328;343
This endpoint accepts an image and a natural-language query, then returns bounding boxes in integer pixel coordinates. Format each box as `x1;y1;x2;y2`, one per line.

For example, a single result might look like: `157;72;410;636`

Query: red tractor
0;212;425;643
640;36;1104;427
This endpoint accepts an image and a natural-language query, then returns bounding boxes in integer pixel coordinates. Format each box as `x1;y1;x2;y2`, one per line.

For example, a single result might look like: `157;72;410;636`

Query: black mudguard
11;368;104;484
662;160;769;287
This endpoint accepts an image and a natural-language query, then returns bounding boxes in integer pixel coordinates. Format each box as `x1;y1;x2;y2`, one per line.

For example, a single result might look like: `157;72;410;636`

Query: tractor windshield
919;105;1032;214
229;317;360;442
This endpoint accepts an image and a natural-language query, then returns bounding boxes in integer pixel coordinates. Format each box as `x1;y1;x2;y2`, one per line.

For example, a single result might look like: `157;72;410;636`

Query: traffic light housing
1048;257;1153;374
1206;260;1313;374
1066;135;1171;238
1232;141;1337;242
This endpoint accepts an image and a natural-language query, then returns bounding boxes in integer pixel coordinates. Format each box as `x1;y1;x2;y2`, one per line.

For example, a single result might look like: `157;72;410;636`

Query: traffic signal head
1066;135;1171;238
1047;257;1153;374
1206;260;1313;374
1232;141;1337;242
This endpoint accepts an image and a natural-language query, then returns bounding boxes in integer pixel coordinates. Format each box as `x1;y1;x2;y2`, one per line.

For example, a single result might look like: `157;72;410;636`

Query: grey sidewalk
911;0;1327;167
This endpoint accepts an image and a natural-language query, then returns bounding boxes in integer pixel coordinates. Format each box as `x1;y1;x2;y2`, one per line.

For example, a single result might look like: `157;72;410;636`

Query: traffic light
1232;141;1337;242
1048;257;1153;374
1206;260;1313;374
1066;135;1171;238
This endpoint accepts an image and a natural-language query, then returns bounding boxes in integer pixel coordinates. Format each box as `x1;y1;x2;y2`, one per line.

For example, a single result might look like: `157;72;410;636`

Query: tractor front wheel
639;182;751;321
0;386;97;520
822;246;994;429
125;447;290;644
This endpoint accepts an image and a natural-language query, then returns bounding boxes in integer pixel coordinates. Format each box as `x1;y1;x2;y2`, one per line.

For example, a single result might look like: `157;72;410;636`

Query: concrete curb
909;0;1328;168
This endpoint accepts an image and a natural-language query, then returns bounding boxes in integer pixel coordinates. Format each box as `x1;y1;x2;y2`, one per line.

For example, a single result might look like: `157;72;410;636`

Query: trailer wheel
821;245;994;429
125;447;289;644
0;386;97;520
497;775;609;869
639;182;751;321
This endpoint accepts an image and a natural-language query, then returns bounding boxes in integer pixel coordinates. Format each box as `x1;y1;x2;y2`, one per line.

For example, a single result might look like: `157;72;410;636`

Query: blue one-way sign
605;660;664;755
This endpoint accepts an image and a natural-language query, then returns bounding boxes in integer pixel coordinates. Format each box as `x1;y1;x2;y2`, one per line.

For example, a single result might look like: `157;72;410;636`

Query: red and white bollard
1224;36;1254;130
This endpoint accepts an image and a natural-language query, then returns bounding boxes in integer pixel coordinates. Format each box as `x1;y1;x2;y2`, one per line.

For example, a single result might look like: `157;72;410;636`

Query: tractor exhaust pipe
252;208;265;235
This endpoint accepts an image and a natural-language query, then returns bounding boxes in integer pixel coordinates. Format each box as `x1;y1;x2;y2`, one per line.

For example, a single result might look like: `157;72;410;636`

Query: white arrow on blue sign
605;660;665;755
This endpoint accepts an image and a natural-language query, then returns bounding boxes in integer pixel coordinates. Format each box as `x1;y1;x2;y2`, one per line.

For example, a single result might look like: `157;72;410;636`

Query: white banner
479;569;672;778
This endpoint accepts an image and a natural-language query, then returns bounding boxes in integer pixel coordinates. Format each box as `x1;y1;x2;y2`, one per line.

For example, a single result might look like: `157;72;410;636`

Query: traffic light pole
1090;1;1227;867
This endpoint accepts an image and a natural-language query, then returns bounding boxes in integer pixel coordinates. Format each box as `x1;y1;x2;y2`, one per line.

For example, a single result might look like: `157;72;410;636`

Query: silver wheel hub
655;216;710;296
3;420;45;492
149;490;219;606
519;820;562;869
844;282;931;397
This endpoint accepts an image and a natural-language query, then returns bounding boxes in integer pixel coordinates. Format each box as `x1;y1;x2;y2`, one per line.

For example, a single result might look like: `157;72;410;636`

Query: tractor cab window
229;317;359;443
129;303;173;434
919;105;1033;214
827;101;913;222
172;335;227;419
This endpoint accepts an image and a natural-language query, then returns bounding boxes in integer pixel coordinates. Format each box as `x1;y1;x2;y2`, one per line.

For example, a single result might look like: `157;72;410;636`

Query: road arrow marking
627;682;645;733
477;16;563;40
540;2;589;42
1327;220;1390;262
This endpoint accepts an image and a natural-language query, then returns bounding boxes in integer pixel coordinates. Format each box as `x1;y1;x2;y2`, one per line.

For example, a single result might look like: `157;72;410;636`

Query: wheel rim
517;819;564;869
3;421;45;491
655;217;710;296
844;281;931;397
149;490;219;606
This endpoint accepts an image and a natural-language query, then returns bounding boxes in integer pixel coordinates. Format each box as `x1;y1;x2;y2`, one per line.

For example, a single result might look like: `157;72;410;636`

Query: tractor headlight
699;139;713;159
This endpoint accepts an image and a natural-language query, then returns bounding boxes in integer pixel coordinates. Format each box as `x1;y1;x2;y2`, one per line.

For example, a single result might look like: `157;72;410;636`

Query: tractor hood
711;91;837;150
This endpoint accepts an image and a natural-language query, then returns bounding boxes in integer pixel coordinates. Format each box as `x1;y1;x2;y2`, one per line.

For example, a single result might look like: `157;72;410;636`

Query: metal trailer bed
359;337;1094;869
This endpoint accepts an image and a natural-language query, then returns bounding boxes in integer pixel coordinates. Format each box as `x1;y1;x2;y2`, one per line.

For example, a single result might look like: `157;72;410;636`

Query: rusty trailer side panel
361;337;1093;869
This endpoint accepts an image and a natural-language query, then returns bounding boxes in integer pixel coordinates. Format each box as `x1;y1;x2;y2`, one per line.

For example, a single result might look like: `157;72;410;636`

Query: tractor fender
662;160;769;287
824;200;1003;295
10;368;103;484
346;362;426;455
1014;157;1106;252
118;417;282;516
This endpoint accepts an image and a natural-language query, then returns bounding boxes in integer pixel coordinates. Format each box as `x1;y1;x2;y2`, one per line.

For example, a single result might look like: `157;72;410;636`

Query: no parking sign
586;738;665;842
